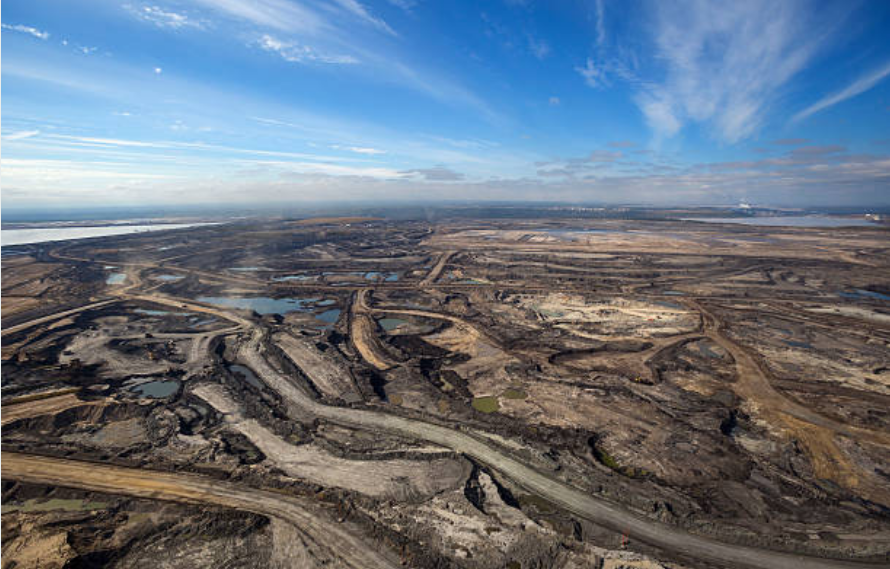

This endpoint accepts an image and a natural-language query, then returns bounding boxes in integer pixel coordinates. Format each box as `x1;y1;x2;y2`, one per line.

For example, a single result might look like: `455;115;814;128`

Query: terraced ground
2;215;889;569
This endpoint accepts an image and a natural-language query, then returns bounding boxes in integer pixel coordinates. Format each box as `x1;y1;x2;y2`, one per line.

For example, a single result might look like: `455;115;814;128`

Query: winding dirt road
9;255;886;569
235;314;879;569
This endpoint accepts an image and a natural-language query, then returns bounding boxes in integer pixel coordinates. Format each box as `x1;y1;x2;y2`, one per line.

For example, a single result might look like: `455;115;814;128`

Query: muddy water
272;274;316;282
197;296;320;314
229;364;262;388
377;317;407;332
106;273;126;285
129;379;180;398
839;289;890;302
1;222;217;247
681;216;878;227
316;309;341;325
693;340;724;359
134;308;191;317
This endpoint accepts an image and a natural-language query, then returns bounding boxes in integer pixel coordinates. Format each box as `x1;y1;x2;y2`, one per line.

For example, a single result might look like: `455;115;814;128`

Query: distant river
1;223;216;247
682;216;880;228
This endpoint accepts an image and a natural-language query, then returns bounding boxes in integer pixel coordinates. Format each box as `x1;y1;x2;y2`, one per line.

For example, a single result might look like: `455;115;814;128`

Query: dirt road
235;318;876;569
420;250;455;285
2;452;401;569
692;300;890;506
11;254;880;569
1;299;119;337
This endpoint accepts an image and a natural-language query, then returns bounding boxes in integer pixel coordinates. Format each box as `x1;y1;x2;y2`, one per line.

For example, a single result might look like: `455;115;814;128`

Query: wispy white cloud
190;0;326;34
636;0;834;143
576;58;607;88
594;0;606;47
167;0;492;122
636;93;681;138
527;35;550;60
399;165;464;181
588;150;622;163
127;5;206;30
51;135;170;148
330;0;396;36
1;23;50;40
251;160;403;178
3;130;41;141
256;34;358;64
348;146;386;155
793;60;890;123
386;0;416;11
329;144;386;155
1;158;182;184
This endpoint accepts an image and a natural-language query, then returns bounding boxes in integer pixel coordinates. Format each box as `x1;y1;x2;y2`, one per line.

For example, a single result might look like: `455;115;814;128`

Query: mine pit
4;216;890;569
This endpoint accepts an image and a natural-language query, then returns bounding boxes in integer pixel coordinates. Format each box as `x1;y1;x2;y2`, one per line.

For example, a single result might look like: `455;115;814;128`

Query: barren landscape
2;214;889;569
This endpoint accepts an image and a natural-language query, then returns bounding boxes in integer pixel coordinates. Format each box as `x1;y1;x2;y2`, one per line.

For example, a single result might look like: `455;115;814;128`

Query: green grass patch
501;388;527;400
591;446;621;470
2;498;109;514
591;445;649;478
471;396;500;413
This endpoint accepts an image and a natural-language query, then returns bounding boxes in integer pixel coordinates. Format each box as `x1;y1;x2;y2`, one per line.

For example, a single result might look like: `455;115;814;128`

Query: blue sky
3;0;890;208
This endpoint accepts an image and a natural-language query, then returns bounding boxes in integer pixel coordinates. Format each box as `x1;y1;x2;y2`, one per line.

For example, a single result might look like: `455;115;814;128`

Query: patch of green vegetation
591;445;621;470
501;388;527;400
471;396;500;413
2;498;109;514
591;445;649;478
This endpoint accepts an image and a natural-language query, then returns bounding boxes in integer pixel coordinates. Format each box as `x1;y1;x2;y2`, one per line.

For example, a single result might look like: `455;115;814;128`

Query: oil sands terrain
2;215;890;569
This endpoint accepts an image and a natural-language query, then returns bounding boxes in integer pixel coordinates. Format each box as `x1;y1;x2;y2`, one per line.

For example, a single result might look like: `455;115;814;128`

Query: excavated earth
2;215;890;569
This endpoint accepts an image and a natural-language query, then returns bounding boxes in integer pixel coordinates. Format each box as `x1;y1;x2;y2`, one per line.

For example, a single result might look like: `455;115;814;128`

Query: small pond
229;364;262;388
693;341;723;359
316;308;341;325
134;308;191;317
129;379;180;398
377;317;407;332
272;274;316;282
839;289;890;302
197;296;320;314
